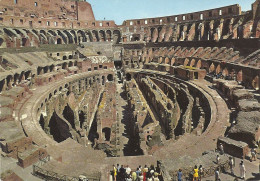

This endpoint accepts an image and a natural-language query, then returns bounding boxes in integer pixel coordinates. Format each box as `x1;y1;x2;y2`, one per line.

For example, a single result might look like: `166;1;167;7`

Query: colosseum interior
0;0;259;180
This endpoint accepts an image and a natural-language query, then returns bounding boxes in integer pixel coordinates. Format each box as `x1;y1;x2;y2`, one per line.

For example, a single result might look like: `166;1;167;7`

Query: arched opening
190;59;196;67
22;38;27;46
209;63;215;73
63;104;75;129
88;114;99;143
57;38;62;44
102;127;111;141
39;114;45;129
107;74;113;81
113;30;121;44
102;76;105;85
196;60;202;69
0;38;4;47
171;58;175;66
79;111;85;128
126;73;131;81
252;76;259;90
63;56;67;60
236;70;243;83
49;112;72;143
68;55;73;59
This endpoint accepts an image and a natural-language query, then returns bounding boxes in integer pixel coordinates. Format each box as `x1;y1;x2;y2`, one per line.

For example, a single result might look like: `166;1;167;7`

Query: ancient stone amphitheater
0;0;259;180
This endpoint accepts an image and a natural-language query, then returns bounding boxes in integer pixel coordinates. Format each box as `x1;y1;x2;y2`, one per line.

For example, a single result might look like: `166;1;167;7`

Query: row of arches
128;15;254;43
0;28;122;48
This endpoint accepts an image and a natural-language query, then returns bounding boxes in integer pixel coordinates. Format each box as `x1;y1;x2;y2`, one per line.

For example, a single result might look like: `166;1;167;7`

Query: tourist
219;143;224;155
193;165;199;181
154;174;160;181
126;165;131;176
117;164;120;180
216;155;220;164
126;174;132;181
119;165;126;180
138;172;144;181
199;165;203;180
138;165;142;172
132;170;137;181
177;169;183;181
135;167;141;177
215;168;220;181
150;164;155;176
251;148;257;161
142;167;147;181
229;157;234;175
146;168;152;180
113;164;117;181
239;160;246;180
156;164;163;181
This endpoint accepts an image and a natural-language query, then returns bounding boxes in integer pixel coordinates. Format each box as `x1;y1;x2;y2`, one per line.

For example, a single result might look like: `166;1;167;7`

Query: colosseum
0;0;259;180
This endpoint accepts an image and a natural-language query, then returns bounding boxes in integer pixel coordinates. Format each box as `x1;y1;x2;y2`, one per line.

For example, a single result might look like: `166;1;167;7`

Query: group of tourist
176;165;204;181
110;164;163;181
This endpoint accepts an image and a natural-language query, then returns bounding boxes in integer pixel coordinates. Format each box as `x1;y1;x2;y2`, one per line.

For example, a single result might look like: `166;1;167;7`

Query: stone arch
196;60;202;69
165;57;170;64
159;57;163;64
13;73;19;85
86;31;93;42
236;70;243;82
0;37;4;47
222;68;229;77
48;30;57;36
171;57;175;66
49;111;72;143
113;30;121;44
126;73;131;81
63;55;68;60
63;30;74;44
57;30;68;44
70;30;77;43
77;30;87;43
189;59;196;67
106;30;112;41
184;58;189;66
99;30;106;42
102;127;111;141
92;30;99;42
209;63;215;73
216;64;221;74
252;76;259;90
57;38;62;44
63;104;75;129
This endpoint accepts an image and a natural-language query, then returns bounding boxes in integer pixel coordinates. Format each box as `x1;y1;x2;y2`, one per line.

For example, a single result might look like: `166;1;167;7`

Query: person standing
126;165;131;177
251;148;257;161
135;168;141;177
193;165;199;181
113;164;117;181
132;170;137;181
119;165;126;181
199;165;203;181
216;155;220;164
177;169;183;181
229;157;234;175
240;160;246;180
215;168;220;181
219;143;224;155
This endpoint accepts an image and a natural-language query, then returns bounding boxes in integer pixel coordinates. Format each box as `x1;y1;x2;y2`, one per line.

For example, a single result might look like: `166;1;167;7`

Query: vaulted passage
49;112;72;143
